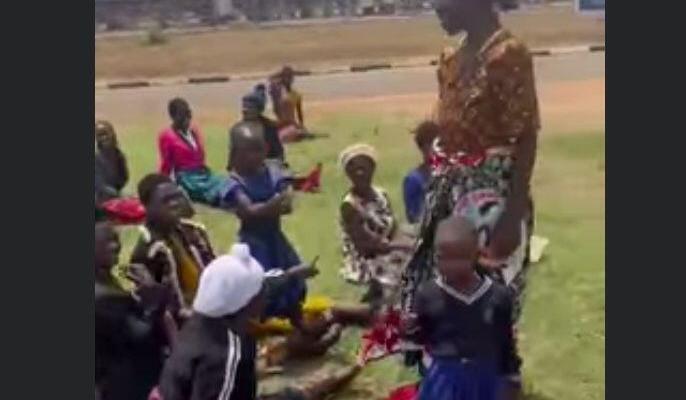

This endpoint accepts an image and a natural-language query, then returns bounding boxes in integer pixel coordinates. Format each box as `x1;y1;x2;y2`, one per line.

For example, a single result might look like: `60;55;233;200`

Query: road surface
95;51;605;135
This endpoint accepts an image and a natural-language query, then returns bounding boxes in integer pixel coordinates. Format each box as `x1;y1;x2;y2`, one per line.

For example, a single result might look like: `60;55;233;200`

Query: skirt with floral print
400;153;533;323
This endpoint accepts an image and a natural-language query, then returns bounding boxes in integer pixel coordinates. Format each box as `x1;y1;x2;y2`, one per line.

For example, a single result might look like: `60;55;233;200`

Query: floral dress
340;187;408;289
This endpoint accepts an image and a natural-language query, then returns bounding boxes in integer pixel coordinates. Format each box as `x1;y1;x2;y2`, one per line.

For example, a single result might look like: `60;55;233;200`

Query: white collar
435;275;492;305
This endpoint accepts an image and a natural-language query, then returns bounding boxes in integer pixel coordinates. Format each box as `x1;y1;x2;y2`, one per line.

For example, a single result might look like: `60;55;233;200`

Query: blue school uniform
219;165;305;319
412;277;520;400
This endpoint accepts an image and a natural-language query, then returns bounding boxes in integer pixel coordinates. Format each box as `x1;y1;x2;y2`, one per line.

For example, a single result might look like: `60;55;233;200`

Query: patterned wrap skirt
401;151;533;323
175;168;225;206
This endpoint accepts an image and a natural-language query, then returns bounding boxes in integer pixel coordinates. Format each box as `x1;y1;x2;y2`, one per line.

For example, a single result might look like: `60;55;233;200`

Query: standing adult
401;0;539;387
158;97;224;205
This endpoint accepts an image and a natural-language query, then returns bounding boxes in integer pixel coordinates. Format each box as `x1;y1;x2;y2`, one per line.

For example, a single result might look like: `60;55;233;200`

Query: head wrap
192;244;265;318
338;143;378;171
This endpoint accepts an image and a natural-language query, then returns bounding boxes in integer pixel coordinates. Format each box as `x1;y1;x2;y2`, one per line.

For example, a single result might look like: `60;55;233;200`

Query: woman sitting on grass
158;97;224;206
95;120;146;224
271;66;313;143
338;143;413;299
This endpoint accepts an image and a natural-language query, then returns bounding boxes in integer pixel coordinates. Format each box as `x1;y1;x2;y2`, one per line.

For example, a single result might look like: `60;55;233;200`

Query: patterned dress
340;187;408;290
401;29;540;324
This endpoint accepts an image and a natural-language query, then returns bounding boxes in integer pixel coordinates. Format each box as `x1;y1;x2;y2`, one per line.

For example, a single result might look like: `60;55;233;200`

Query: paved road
95;51;605;128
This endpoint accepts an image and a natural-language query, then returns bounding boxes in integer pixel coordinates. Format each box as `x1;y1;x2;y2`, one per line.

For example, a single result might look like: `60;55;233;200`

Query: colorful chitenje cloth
100;197;146;225
175;168;225;206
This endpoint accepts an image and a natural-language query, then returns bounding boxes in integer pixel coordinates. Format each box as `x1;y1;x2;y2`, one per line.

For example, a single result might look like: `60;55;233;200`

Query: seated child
404;215;521;400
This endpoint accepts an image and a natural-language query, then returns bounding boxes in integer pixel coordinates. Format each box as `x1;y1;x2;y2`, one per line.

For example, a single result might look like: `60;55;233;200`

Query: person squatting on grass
158;97;225;206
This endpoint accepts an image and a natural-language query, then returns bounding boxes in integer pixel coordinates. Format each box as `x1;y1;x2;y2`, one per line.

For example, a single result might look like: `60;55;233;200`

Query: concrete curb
97;43;604;91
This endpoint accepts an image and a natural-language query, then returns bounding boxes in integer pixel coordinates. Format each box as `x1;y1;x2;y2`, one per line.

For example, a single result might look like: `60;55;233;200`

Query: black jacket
159;315;257;400
95;282;166;400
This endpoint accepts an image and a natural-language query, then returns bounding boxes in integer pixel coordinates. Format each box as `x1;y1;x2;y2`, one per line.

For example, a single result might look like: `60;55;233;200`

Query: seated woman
402;121;440;225
338;144;413;300
270;66;313;143
95;120;146;225
239;88;285;165
158;97;224;206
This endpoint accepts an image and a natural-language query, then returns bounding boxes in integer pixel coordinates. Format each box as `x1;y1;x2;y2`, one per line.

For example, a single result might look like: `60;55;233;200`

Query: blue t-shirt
403;167;430;224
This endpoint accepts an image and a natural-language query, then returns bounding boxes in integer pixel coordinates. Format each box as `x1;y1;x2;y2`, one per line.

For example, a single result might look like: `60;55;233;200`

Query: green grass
114;113;605;400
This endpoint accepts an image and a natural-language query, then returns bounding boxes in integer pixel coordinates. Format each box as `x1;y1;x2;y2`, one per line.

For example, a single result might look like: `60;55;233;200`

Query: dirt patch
96;6;604;80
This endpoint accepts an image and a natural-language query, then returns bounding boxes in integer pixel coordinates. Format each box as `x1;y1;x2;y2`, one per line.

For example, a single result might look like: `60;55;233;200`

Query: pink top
158;125;207;176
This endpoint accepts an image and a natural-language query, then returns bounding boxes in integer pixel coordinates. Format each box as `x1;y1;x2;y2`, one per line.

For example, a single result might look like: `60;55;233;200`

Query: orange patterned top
436;29;540;154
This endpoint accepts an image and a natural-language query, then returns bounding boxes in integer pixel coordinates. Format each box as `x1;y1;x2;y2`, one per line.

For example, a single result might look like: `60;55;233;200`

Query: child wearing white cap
159;243;267;400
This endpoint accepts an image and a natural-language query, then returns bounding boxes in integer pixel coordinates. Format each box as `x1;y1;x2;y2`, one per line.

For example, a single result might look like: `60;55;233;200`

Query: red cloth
387;384;418;400
292;163;322;193
358;309;403;364
158;126;207;175
101;197;146;225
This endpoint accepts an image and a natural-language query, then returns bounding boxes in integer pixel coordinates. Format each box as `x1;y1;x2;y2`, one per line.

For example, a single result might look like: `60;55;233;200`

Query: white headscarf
192;244;265;318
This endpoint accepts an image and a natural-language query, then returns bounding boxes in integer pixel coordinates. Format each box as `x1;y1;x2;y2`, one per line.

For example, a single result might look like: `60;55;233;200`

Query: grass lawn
114;112;605;400
96;6;605;80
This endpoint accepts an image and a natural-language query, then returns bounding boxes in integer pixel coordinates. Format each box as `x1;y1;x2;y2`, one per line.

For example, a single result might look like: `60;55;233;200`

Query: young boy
130;174;216;322
159;244;267;400
406;215;521;400
402;120;439;225
95;222;169;400
159;244;363;400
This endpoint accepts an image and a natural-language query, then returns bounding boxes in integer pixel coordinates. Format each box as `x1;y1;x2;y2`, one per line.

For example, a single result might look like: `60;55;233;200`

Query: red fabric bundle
101;197;146;225
292;163;322;193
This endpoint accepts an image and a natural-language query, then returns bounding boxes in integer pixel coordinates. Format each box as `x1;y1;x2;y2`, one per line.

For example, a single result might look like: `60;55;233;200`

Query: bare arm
341;202;392;256
233;190;287;221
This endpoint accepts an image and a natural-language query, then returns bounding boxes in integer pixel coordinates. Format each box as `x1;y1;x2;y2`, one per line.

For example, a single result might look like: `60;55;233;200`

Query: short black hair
413;120;440;148
137;173;173;205
168;97;189;118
